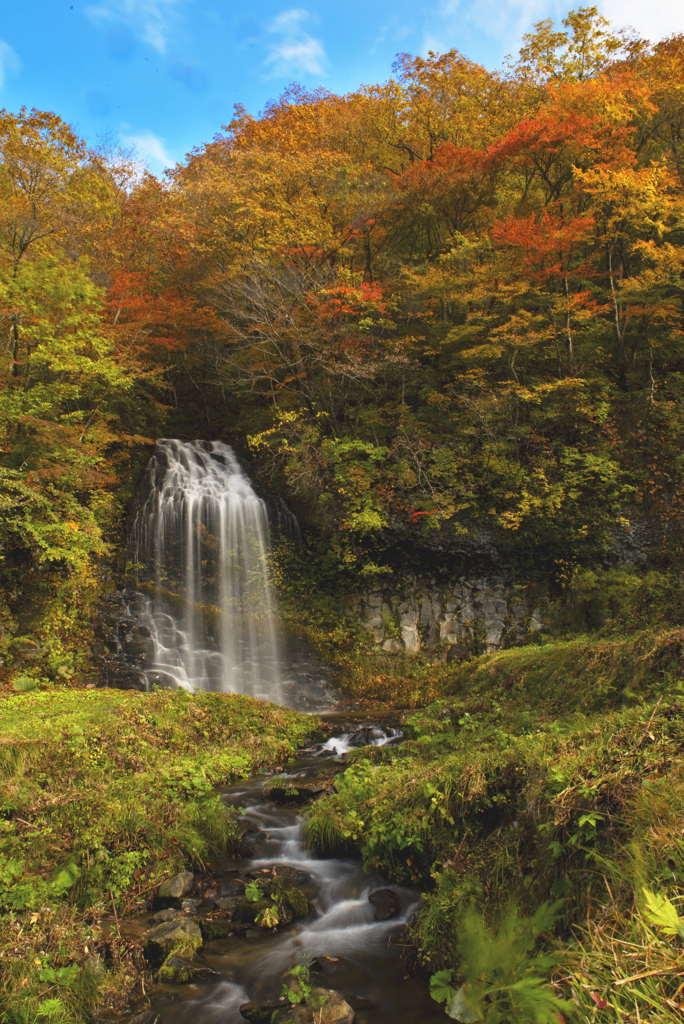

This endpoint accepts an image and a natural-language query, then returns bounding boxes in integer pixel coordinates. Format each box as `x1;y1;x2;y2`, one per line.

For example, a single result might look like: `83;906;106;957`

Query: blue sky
0;0;682;176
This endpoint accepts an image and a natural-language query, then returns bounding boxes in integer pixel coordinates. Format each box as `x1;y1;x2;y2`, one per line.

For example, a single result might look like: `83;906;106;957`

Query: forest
2;6;684;1023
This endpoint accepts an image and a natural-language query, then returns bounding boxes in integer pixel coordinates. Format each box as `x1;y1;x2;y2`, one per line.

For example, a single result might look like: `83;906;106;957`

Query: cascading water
128;439;283;702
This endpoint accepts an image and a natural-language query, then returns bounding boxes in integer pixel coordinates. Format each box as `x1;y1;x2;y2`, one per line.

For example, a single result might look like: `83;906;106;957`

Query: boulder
144;917;202;962
152;907;181;924
214;895;241;913
272;865;311;886
218;878;247;897
310;955;354;976
158;870;194;899
239;999;287;1023
368;888;401;921
240;990;354;1024
157;952;220;984
199;917;240;940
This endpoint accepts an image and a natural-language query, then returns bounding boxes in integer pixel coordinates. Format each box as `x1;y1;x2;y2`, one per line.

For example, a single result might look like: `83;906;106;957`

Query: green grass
0;688;317;1023
305;641;684;1021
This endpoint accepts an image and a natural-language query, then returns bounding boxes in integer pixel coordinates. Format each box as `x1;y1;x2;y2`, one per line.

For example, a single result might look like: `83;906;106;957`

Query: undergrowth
0;688;315;1022
306;681;684;1020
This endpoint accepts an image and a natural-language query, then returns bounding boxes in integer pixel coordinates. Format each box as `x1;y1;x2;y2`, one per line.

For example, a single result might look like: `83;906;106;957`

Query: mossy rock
198;917;236;940
157;953;194;984
144;917;202;963
283;886;309;918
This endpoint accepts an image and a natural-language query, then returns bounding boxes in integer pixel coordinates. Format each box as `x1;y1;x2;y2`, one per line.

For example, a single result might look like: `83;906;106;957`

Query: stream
146;717;444;1024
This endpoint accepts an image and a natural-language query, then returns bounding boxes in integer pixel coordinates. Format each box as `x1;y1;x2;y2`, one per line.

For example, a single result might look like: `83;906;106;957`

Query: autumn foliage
2;6;684;621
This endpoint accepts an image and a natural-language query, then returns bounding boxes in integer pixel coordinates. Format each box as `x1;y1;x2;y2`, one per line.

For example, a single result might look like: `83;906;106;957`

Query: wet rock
100;657;147;691
157;953;195;984
266;778;334;804
245;925;262;937
158;870;194;899
144;917;202;962
218;878;247;897
239;999;286;1023
368;888;401;921
214;895;241;913
310;955;355;976
152;907;181;924
273;865;311;885
181;897;200;913
198;917;238;940
157;952;220;984
275;990;356;1023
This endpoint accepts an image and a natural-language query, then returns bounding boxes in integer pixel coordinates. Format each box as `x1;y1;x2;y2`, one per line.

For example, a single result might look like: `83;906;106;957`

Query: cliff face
340;509;665;658
347;575;543;657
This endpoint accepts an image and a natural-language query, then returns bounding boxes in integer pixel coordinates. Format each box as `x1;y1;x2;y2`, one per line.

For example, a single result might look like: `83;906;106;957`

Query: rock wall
346;574;544;658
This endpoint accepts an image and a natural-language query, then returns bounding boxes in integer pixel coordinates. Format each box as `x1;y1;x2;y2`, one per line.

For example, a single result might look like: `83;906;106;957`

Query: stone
144;917;202;962
239;999;286;1023
272;864;311;885
152;907;182;923
199;917;237;940
158;870;194;899
241;990;355;1024
181;897;199;913
214;895;241;913
157;953;194;984
310;955;355;975
368;887;401;921
381;638;402;653
218;878;247;897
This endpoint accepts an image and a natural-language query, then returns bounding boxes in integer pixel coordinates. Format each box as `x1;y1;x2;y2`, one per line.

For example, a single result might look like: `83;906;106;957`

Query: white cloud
118;128;174;174
0;40;21;89
85;0;182;54
599;0;684;42
265;8;328;77
420;0;564;59
421;0;683;69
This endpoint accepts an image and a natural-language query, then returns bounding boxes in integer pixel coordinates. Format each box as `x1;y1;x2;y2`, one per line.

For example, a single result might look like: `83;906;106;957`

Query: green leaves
640;887;684;938
51;861;79;896
429;901;572;1024
245;880;263;902
430;969;457;1005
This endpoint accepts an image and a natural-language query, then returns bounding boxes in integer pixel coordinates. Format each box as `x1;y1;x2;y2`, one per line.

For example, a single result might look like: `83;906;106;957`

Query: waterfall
128;439;283;702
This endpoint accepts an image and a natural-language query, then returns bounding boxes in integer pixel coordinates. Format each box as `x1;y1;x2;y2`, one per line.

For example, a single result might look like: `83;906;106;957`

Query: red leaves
490;208;595;282
590;992;609;1009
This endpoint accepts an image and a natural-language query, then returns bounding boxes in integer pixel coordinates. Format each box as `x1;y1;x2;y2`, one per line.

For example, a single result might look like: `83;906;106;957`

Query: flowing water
150;722;444;1024
128;439;322;705
125;441;440;1021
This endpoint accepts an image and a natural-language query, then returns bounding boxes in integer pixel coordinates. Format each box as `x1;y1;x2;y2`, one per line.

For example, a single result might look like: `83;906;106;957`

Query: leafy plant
429;901;572;1023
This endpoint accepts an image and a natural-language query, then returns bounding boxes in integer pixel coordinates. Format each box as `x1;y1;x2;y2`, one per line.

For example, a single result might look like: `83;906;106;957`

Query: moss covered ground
0;688;315;1023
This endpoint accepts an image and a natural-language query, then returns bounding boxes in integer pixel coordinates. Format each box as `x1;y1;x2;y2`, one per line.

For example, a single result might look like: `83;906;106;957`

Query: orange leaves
490;208;595;282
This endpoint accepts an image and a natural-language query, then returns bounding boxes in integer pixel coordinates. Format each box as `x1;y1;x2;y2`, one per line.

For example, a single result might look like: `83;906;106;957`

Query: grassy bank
305;607;684;1022
0;689;316;1023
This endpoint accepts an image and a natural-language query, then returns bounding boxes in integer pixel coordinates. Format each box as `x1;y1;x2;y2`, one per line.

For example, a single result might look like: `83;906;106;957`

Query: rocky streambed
103;717;444;1024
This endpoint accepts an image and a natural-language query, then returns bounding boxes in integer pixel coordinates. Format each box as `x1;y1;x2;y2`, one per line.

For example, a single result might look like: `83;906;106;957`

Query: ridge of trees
2;7;684;648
